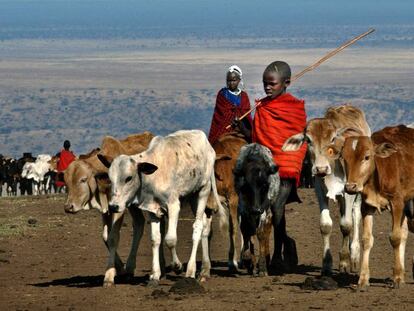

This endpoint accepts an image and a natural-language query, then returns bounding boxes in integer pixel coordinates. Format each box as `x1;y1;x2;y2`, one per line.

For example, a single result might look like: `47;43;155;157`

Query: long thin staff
225;28;375;129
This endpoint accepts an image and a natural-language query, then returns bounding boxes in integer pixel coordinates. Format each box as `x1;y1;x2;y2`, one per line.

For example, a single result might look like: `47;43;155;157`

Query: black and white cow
234;143;292;276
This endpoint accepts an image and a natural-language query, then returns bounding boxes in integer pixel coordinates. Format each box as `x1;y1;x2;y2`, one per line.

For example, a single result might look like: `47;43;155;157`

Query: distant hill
0;85;412;157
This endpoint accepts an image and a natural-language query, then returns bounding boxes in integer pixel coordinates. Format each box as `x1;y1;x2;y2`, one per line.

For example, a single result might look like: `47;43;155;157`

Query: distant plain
0;39;413;156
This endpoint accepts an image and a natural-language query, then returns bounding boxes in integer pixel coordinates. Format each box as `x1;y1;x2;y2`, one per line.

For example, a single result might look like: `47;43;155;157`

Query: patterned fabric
208;88;252;145
252;93;307;186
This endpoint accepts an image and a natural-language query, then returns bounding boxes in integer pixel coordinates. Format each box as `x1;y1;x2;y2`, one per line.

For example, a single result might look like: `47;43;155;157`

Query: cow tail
210;170;229;232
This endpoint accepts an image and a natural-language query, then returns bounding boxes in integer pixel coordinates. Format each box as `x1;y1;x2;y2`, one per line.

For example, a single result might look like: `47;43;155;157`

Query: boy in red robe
56;140;76;189
208;65;252;145
252;61;307;271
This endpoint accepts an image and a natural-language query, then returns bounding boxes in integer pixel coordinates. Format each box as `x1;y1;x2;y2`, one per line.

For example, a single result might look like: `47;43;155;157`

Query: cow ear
334;127;363;140
268;164;278;175
282;133;306;152
97;154;114;168
375;142;397;158
137;162;158;175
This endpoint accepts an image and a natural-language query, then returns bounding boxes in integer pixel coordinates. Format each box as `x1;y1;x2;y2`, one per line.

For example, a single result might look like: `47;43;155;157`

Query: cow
207;131;248;272
17;153;36;195
282;105;371;276
21;154;52;195
64;131;154;287
5;158;19;196
335;125;414;289
99;130;228;286
233;143;281;276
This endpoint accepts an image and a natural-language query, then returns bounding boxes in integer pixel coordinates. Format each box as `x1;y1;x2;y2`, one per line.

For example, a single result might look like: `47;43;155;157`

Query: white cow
100;130;227;286
21;154;52;195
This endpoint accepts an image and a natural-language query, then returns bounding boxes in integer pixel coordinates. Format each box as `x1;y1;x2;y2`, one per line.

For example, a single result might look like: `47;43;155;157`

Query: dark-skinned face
226;72;241;92
262;71;289;99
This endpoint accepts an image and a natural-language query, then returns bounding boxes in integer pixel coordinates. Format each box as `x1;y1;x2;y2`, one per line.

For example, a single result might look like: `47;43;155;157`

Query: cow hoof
147;279;159;288
257;270;268;277
198;275;209;283
103;280;115;288
392;279;404;289
172;263;183;275
357;284;369;292
339;262;350;274
228;263;239;274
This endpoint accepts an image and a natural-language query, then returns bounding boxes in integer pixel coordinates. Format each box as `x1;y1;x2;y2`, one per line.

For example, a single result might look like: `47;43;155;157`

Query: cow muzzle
108;204;120;213
64;203;77;214
345;183;359;194
313;166;330;177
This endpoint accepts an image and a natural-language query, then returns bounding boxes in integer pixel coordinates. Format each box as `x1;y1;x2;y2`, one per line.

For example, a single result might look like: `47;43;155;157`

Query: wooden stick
225;28;375;129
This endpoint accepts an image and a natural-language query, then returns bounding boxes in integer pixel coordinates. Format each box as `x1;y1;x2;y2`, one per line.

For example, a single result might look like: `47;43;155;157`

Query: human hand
231;117;241;129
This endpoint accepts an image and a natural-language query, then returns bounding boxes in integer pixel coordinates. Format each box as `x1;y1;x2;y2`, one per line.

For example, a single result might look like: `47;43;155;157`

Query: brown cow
337;125;414;289
283;104;371;276
208;132;248;272
64;131;154;286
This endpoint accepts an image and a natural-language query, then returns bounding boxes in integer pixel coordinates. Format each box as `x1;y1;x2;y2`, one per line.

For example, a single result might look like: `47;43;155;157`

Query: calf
208;132;248;272
101;130;227;286
283;105;371;275
64;131;154;286
338;125;414;289
234;143;281;276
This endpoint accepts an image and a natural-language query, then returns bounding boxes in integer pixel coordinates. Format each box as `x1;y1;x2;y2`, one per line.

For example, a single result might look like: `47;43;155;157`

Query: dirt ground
1;189;414;311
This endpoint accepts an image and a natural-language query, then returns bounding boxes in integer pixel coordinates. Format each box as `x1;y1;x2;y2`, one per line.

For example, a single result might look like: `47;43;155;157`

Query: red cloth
208;89;252;145
56;149;76;187
252;93;307;186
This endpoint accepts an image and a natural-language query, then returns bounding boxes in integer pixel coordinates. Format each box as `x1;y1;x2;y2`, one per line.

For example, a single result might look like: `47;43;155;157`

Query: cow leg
256;213;272;276
104;212;124;287
315;176;333;276
228;194;239;272
240;212;256;274
165;198;183;274
338;194;352;273
101;213;124;273
358;205;375;289
350;194;362;272
186;186;209;278
390;199;406;288
199;212;212;281
125;206;145;276
148;214;162;287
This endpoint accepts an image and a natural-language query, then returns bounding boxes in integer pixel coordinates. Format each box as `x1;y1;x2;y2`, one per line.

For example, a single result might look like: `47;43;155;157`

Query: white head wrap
226;65;244;95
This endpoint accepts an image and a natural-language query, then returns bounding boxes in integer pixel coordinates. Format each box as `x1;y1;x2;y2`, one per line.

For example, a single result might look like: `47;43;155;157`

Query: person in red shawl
252;61;307;272
55;140;76;191
208;65;252;144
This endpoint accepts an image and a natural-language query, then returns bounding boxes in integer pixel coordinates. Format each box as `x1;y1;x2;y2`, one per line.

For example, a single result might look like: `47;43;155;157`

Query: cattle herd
0;152;61;196
3;104;413;292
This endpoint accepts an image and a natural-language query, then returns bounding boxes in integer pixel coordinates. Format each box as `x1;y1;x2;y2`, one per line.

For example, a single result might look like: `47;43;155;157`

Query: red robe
208;89;252;145
56;149;76;187
252;93;307;186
